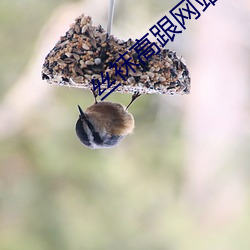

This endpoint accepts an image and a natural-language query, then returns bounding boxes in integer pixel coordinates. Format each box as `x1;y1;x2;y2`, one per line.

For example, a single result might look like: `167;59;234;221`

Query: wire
107;0;115;34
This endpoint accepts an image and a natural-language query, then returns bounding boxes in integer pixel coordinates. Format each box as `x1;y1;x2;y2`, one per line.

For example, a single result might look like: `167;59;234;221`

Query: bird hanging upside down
75;92;140;149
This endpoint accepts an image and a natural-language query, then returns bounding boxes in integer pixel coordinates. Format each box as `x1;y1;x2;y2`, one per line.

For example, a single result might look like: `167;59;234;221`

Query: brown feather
85;102;134;135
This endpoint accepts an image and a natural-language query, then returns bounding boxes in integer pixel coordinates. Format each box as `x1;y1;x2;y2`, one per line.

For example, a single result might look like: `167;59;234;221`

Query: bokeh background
1;0;250;249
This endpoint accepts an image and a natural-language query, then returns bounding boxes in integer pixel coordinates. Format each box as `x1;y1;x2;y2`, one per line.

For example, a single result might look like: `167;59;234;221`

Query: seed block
42;14;190;95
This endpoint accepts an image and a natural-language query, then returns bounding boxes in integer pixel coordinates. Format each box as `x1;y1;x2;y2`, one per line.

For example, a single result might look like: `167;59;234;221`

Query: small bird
75;91;140;149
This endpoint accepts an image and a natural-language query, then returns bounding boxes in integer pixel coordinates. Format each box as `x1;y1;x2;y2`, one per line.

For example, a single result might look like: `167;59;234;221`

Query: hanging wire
107;0;115;35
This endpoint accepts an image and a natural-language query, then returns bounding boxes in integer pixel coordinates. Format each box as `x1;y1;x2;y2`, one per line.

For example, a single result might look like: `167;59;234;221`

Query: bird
75;91;140;149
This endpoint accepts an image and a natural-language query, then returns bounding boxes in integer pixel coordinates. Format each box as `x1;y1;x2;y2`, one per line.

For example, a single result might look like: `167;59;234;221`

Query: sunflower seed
82;43;90;50
85;60;94;65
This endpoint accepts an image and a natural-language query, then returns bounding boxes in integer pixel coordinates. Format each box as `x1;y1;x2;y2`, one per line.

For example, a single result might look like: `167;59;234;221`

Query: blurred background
1;0;250;249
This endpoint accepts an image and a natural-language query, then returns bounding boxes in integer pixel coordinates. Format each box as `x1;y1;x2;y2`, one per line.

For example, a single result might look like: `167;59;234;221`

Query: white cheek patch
83;122;94;145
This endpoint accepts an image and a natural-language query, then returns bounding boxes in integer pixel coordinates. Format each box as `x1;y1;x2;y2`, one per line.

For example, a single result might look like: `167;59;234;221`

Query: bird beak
77;105;86;119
